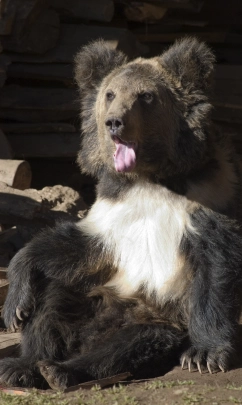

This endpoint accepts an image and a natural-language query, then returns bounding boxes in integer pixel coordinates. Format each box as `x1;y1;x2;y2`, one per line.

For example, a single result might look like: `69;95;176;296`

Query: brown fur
75;38;241;219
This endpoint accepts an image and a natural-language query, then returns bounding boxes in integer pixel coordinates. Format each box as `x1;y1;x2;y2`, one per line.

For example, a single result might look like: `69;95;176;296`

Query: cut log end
0;160;32;190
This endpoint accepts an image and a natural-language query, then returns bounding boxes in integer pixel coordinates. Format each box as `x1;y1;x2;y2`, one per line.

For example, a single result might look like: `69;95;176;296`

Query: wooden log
0;228;17;244
203;0;242;11
213;92;242;106
214;80;242;100
0;85;77;110
0;333;21;359
0;122;77;134
0;267;7;279
50;0;114;22
7;63;73;84
0;109;77;122
213;121;242;143
0;160;32;190
167;8;242;26
7;133;80;158
137;31;227;43
0;55;11;88
0;0;16;35
0;130;13;159
0;182;46;225
215;46;242;64
212;104;242;124
0;182;87;226
1;8;60;54
0;85;79;122
119;0;203;11
215;65;242;80
125;3;167;22
0;67;7;88
7;24;142;62
0;279;9;306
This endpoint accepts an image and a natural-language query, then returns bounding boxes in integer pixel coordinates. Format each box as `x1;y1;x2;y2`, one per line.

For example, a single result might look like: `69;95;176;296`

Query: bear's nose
105;118;124;135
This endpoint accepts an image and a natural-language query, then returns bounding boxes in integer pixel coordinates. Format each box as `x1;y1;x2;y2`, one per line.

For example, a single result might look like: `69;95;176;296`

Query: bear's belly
80;182;194;302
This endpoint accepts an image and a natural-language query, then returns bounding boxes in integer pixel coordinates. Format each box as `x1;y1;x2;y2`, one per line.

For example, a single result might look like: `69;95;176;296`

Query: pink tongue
113;142;136;172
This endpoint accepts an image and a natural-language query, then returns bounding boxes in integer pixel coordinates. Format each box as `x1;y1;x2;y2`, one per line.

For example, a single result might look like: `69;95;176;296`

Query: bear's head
75;38;215;182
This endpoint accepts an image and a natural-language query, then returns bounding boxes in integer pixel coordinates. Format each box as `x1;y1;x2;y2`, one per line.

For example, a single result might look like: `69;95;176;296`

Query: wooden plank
0;122;77;134
0;333;21;359
7;63;73;83
49;0;114;22
7;24;142;62
7;133;80;158
64;372;131;393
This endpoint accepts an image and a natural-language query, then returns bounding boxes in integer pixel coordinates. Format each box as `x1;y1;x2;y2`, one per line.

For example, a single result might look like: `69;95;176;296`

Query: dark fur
1;38;242;389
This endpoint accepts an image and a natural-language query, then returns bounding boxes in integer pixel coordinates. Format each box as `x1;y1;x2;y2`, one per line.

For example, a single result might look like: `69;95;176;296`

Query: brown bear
0;37;242;390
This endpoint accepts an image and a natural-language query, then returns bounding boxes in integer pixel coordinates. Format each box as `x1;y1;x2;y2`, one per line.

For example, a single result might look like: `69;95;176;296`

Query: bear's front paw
3;292;33;332
180;345;233;374
38;360;77;391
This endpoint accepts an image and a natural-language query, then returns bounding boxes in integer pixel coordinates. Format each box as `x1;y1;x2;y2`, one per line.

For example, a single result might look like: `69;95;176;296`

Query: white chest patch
79;182;194;302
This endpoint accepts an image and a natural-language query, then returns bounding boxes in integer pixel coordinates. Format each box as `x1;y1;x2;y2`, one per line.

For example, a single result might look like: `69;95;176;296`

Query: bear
0;37;242;390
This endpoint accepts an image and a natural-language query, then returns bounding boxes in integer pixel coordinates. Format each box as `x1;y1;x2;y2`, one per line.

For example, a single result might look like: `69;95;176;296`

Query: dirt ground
1;366;242;405
1;338;242;405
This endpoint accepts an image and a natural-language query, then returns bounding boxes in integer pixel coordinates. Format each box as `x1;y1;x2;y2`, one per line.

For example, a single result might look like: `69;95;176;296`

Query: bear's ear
160;37;215;92
75;40;127;93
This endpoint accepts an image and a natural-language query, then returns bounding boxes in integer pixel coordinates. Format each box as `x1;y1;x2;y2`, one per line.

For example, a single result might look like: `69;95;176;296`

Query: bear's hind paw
38;360;73;391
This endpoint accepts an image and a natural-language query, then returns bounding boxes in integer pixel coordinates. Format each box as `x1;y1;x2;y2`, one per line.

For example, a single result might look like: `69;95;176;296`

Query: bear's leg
181;208;242;373
0;282;90;388
3;221;105;333
39;324;186;390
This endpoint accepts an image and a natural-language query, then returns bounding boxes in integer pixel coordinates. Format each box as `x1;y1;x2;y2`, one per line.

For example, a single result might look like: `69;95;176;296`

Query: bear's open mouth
112;135;137;173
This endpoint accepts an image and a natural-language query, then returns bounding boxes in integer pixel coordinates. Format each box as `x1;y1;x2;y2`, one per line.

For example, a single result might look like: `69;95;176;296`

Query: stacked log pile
0;0;140;280
0;0;144;162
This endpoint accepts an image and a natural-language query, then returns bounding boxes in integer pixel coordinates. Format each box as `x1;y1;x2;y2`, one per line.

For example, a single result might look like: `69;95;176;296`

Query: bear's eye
139;92;153;102
106;92;115;101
